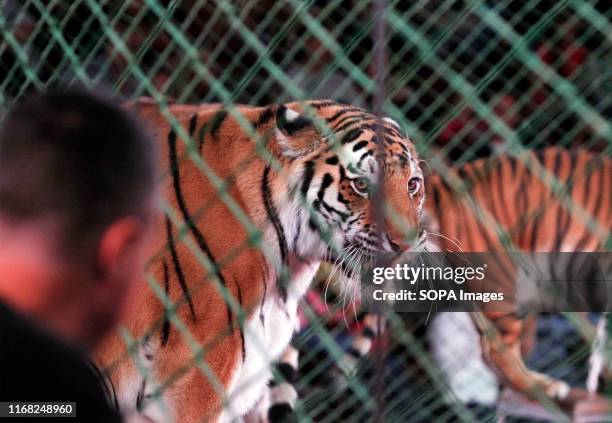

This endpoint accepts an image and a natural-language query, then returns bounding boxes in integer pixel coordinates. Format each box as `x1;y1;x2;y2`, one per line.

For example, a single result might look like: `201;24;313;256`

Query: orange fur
97;101;272;421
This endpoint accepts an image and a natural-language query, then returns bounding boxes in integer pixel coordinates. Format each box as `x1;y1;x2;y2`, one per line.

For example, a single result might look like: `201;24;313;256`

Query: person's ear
274;105;321;158
95;216;144;282
83;217;148;348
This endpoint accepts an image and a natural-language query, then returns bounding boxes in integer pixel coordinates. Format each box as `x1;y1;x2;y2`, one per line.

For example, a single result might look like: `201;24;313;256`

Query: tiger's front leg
244;343;299;423
472;311;574;401
140;333;243;423
267;344;299;422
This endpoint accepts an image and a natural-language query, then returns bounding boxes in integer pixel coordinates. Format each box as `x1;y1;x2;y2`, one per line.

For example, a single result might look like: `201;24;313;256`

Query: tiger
427;147;611;403
290;147;611;417
94;98;430;422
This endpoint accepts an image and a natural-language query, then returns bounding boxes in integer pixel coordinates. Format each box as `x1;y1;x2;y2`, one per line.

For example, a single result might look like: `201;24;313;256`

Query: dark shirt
0;301;122;422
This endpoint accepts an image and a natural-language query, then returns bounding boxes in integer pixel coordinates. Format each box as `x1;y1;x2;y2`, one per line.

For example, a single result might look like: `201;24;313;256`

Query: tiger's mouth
324;229;429;281
323;244;385;298
322;236;434;307
333;230;430;269
325;244;375;267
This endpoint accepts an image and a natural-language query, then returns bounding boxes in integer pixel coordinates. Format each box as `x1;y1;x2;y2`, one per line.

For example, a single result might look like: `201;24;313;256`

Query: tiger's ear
275;105;320;158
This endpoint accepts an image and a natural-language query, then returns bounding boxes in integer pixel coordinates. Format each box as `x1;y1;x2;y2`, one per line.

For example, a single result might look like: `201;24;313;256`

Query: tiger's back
427;148;611;253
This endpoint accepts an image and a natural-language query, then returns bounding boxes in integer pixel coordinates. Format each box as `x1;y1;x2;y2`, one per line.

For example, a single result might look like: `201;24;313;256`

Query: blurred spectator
0;89;158;421
435;93;519;161
435;96;491;161
536;24;588;79
285;23;363;105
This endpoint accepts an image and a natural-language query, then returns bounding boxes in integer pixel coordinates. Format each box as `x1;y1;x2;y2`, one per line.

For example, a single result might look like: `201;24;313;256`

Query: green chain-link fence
1;1;611;422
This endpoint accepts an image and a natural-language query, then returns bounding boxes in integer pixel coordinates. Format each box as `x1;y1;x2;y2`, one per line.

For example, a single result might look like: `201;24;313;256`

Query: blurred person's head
0;89;158;350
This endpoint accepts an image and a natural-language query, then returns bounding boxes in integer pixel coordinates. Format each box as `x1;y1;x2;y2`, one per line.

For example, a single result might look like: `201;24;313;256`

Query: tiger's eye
351;177;370;197
408;177;421;195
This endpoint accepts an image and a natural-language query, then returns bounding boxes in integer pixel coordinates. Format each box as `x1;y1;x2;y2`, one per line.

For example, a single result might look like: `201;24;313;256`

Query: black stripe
320;200;349;221
529;157;549;250
495;158;513;235
188;113;198;137
316;173;348;221
256;106;274;127
301;161;315;198
584;157;605;243
196;117;207;154
318;174;334;201
302;161;321;231
340;129;363;144
326;108;352;124
357;150;374;169
268;403;294;422
457;167;470;188
262;165;289;262
362;327;376;339
310;99;339;108
576;155;603;250
277;362;296;383
312;200;325;217
337;192;349;205
210;110;228;140
508;155;518;177
334;118;363;133
326;107;362;124
353;140;369;151
166;217;196;321
197;110;227;152
168;129;231;325
338;165;348;182
464;178;498;255
369;122;390;135
197;128;206;153
259;255;268;328
236;282;246;362
333;113;365;131
516;160;531;247
536;165;554;254
552;151;571;250
262;165;289;301
277;105;312;135
479;162;506;246
161;260;171;346
136;379;147;411
325;155;339;165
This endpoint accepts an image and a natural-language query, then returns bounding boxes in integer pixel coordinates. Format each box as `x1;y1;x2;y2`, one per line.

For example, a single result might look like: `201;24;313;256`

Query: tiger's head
268;100;428;290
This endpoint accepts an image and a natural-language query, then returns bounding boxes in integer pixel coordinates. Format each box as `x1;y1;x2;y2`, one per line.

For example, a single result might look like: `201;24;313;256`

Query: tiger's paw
527;372;569;399
530;374;591;412
542;378;570;400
